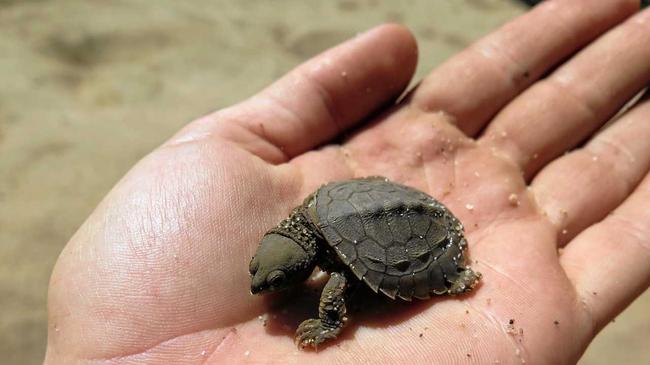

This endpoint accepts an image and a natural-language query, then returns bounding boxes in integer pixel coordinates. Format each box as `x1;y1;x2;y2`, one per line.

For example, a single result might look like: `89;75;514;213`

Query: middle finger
480;8;650;179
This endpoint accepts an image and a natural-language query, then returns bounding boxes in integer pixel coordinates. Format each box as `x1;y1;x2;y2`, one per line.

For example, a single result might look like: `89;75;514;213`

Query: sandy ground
0;1;647;364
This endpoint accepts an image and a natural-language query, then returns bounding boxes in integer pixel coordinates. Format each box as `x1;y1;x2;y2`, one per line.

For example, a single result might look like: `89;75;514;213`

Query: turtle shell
306;177;468;301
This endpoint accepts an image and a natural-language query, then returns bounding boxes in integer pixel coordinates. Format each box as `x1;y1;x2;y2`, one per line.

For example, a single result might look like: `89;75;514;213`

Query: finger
407;0;638;136
560;172;650;334
531;93;650;245
481;8;650;176
170;24;417;164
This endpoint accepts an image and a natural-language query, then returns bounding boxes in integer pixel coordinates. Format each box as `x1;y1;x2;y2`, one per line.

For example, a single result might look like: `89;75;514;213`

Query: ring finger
532;93;650;245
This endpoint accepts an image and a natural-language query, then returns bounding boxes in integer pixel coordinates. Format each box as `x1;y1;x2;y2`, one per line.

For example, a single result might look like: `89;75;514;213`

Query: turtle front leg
295;272;348;349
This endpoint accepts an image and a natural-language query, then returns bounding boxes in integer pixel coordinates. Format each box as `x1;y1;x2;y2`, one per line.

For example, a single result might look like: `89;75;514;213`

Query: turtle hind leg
295;272;348;349
448;267;482;295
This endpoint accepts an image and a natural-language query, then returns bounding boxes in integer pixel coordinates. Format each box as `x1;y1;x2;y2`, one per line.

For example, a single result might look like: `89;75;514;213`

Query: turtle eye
268;270;286;287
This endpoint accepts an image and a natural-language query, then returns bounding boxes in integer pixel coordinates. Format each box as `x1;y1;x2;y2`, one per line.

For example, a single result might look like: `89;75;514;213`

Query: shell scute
349;258;368;279
336;240;358;262
397;274;416;300
379;275;400;300
428;264;448;294
329;184;355;200
362;269;384;293
357;239;387;273
405;237;432;270
386;208;412;243
425;219;448;250
362;212;394;247
385;245;411;275
407;209;432;237
412;270;431;300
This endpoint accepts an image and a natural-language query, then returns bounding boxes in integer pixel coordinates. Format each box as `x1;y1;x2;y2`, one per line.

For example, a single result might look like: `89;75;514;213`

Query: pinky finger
561;172;650;334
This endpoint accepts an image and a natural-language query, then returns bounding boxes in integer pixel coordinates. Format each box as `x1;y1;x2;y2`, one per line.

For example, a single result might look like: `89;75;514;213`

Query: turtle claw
295;319;341;349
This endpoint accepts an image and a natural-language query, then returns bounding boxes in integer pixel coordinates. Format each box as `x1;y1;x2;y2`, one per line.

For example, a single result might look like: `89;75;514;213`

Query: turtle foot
295;318;342;349
449;267;482;295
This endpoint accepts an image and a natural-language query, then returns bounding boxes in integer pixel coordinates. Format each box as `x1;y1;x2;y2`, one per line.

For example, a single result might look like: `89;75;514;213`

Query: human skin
45;0;650;364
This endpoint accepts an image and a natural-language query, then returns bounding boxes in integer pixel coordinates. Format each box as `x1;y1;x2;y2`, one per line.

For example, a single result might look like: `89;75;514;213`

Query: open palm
46;1;650;364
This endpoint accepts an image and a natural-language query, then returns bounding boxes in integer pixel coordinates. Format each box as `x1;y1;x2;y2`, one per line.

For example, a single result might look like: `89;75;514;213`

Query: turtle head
249;233;315;294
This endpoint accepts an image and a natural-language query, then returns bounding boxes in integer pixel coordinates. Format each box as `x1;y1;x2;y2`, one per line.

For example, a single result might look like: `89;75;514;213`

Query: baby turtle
249;177;480;348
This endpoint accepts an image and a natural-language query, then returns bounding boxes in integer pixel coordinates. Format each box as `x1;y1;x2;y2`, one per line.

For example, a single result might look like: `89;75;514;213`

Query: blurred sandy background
0;0;648;364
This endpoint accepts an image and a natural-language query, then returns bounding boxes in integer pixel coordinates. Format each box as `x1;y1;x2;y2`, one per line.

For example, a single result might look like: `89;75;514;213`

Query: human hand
45;1;650;364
